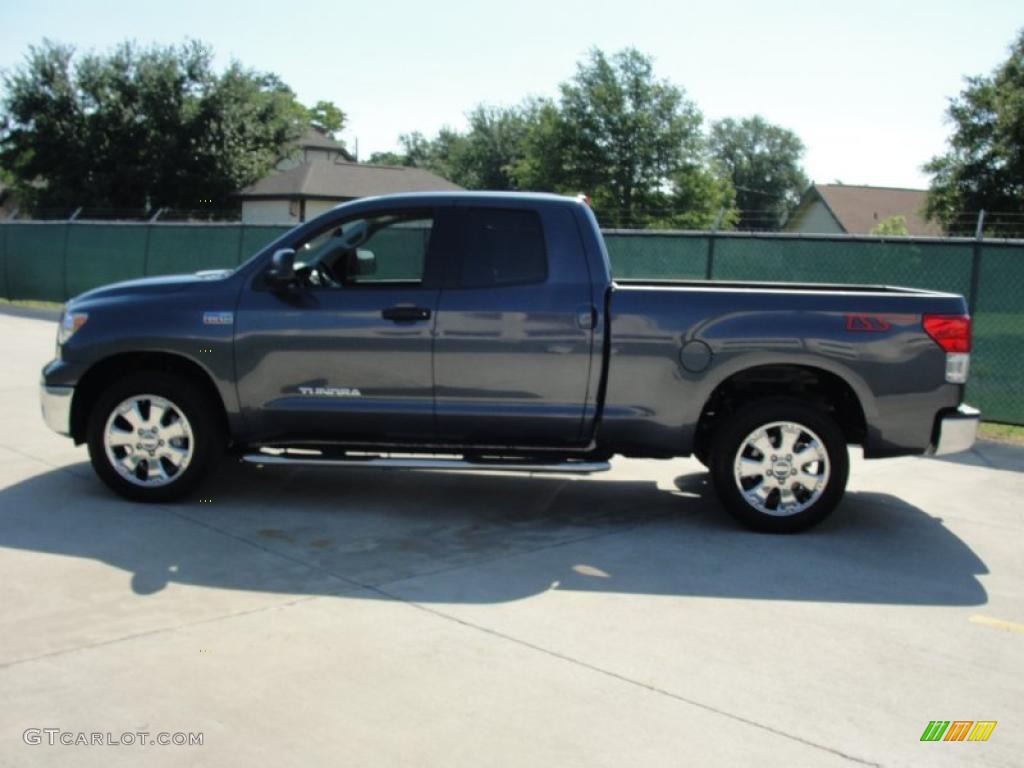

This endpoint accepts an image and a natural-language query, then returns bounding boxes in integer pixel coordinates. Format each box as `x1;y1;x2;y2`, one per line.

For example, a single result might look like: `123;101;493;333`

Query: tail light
923;314;971;383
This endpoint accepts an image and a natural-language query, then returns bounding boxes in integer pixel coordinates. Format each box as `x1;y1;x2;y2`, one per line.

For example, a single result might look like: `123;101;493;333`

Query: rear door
433;203;596;447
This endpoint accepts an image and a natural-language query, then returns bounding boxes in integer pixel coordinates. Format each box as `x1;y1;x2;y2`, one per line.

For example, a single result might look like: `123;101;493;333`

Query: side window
459;208;547;288
295;211;433;287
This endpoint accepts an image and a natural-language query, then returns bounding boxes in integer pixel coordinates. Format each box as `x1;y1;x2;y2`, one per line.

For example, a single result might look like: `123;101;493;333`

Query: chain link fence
0;221;1020;425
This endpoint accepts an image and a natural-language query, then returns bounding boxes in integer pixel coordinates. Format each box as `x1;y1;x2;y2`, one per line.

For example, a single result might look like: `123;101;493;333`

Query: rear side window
459;208;547;288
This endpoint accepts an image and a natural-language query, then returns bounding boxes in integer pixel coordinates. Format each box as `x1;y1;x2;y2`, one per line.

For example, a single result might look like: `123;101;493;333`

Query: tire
87;372;223;502
709;398;849;533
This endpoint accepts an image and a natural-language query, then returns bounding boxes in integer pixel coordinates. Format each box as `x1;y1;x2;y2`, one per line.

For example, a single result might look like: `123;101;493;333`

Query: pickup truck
40;192;979;532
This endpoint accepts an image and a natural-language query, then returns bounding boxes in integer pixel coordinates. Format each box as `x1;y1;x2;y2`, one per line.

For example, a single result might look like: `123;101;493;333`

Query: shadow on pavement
0;459;989;606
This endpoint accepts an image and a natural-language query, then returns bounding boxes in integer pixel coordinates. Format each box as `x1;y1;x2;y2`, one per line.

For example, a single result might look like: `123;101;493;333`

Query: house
238;128;462;225
785;184;942;236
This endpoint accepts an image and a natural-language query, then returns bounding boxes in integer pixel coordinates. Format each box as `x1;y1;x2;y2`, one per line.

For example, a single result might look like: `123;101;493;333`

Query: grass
0;298;63;311
978;422;1024;445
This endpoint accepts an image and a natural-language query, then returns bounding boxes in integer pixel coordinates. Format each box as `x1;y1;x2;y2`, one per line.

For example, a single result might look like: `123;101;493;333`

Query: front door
234;207;445;444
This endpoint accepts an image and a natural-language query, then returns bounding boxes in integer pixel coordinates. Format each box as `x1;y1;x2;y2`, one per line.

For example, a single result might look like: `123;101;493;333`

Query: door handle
382;305;432;322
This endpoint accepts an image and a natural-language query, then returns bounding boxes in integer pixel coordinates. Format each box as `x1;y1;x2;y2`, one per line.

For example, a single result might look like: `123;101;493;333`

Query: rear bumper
929;404;980;456
40;381;74;437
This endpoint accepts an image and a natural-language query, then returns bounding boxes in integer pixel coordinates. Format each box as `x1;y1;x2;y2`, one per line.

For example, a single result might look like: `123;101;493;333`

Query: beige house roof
239;160;462;200
792;184;942;236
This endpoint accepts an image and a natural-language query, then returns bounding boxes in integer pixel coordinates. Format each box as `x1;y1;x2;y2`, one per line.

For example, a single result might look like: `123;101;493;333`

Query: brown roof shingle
812;184;941;236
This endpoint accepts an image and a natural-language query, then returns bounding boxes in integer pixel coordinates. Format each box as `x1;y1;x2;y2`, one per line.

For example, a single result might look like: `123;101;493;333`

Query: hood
71;269;235;304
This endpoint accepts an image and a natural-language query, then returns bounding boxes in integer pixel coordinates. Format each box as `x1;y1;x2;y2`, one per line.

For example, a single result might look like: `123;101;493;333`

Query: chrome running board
241;451;610;474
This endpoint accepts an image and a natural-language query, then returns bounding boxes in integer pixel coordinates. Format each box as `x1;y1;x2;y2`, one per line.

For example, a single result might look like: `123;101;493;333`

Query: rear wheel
87;372;222;502
709;399;849;533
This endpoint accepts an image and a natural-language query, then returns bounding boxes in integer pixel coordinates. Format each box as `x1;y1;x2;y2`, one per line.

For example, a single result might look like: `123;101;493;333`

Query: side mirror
347;249;377;278
266;248;296;288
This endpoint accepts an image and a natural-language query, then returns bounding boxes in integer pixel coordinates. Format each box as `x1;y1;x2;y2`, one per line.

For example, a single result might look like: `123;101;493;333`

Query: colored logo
844;314;892;332
920;721;997;742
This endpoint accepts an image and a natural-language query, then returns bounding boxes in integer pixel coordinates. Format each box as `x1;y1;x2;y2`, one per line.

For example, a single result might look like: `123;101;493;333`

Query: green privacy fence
0;221;291;302
0;222;1021;424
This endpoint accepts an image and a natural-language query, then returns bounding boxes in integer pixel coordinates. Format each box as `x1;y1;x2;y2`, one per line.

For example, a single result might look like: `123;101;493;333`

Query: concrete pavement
0;309;1021;767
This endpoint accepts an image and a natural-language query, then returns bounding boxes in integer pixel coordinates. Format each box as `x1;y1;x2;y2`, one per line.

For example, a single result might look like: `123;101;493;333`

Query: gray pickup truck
40;192;979;532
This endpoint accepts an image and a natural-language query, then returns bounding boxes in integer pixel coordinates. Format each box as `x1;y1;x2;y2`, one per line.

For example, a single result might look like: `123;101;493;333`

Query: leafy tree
870;215;910;236
925;30;1024;230
709;115;808;230
307;100;346;138
554;48;704;228
369;107;527;191
663;162;737;229
0;39;310;214
453;105;528;190
507;97;568;192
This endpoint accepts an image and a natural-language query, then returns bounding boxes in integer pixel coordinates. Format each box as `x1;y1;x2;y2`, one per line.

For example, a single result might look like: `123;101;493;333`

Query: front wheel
709;399;849;533
87;372;222;502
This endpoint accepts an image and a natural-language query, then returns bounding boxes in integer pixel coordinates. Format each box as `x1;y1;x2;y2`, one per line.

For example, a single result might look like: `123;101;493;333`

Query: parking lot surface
1;308;1021;767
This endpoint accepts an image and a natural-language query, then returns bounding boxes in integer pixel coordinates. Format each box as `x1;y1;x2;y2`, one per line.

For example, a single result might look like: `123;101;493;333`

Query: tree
453;105;529;190
368;107;528;190
664;162;737;229
507;97;568;192
554;48;705;228
0;39;310;214
925;30;1024;231
708;116;808;230
307;100;346;138
870;215;910;236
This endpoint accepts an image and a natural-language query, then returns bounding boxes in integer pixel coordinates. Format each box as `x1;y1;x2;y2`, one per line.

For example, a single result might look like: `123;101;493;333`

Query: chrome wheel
103;394;194;487
732;421;829;517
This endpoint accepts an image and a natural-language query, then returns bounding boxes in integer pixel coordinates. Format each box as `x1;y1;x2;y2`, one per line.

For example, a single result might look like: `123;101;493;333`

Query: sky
1;0;1021;189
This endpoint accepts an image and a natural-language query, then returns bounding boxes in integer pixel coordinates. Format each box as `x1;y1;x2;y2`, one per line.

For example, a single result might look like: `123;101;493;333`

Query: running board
240;452;610;474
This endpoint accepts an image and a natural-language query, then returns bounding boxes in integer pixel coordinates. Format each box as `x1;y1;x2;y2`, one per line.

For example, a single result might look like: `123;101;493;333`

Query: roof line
809;187;848;233
814;183;929;193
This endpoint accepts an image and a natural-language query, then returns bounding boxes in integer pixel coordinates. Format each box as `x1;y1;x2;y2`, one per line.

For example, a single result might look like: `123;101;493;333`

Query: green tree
554;48;704;228
663;162;737;229
508;98;568;192
453;105;528;190
925;30;1024;231
870;215;910;236
0;39;310;214
709;115;808;230
307;100;346;138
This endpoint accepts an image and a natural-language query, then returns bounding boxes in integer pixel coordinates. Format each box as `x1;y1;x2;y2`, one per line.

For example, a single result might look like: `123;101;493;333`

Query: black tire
709;398;849;533
87;372;223;502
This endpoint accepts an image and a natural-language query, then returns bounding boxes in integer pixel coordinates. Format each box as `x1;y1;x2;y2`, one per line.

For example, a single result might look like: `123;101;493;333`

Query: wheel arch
70;351;229;445
693;362;870;460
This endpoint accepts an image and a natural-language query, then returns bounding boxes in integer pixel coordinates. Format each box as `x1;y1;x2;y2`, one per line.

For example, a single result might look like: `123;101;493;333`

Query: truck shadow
0;459;988;607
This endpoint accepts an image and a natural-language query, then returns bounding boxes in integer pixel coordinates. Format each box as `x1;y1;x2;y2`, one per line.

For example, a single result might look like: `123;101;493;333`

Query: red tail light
923;314;971;353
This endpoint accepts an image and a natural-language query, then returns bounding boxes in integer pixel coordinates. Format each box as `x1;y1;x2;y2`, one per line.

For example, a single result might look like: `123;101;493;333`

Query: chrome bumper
40;381;74;437
931;404;980;456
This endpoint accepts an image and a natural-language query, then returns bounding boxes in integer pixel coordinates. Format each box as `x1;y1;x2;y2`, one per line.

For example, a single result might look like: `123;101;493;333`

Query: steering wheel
312;259;341;287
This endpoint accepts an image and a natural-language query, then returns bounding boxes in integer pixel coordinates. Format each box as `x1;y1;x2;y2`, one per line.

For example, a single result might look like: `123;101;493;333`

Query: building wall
242;200;300;225
305;199;344;220
786;200;845;234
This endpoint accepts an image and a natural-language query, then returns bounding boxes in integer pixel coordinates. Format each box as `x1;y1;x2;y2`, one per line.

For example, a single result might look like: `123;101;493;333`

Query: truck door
433;204;596;448
234;207;451;444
